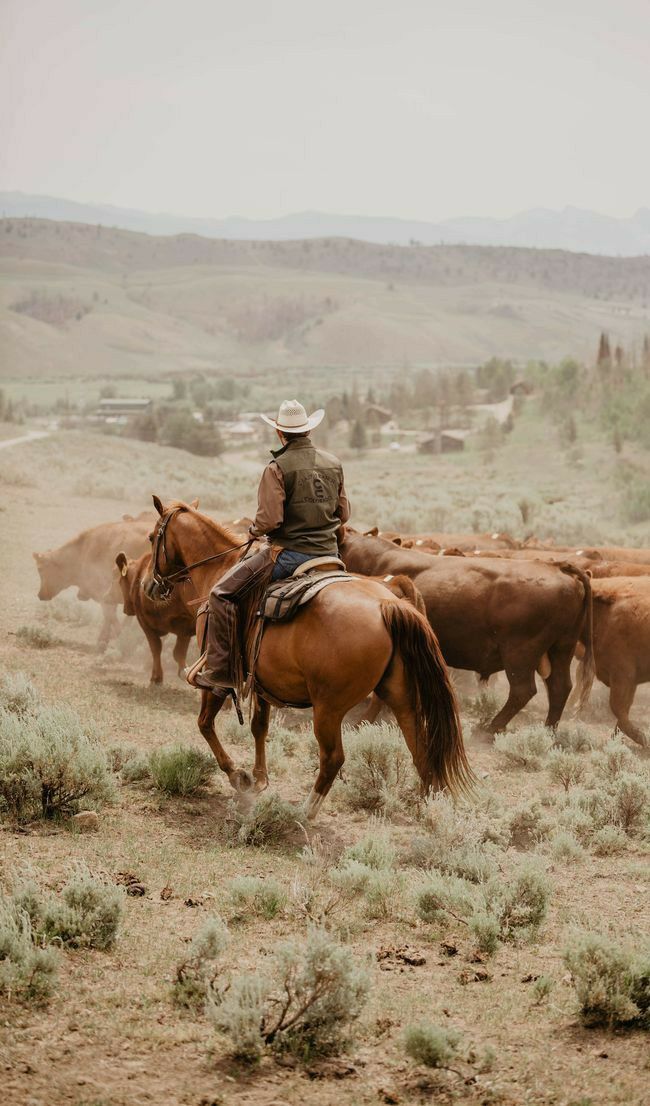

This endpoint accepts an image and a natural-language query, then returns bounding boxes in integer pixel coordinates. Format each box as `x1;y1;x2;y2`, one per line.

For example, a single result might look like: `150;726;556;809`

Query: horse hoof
253;777;269;793
230;768;253;792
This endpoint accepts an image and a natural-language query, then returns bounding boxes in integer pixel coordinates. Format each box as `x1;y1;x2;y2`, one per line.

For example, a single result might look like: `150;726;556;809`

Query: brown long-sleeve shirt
250;460;350;539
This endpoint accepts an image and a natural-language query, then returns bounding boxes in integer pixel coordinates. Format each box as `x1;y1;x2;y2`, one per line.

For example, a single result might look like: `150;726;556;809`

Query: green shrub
532;975;555;1004
208;972;270;1061
489;861;550;941
403;1023;462;1069
594;739;636;782
339;722;418;816
609;773;649;835
15;625;60;649
591;825;628;857
416;870;478;927
548;750;586;792
174;916;230;1008
228;876;286;920
564;932;650;1028
404;792;502;881
38;868;123;950
468;911;501;955
120;753;151;783
208;928;369;1062
467;688;500;729
549;830;585;861
365;869;405;920
507;799;554;848
0;703;115;822
417;860;551;950
232;793;302;847
342;823;396;869
0;671;41;716
552;722;595;754
495;725;554;769
0;893;58;1003
148;744;216;796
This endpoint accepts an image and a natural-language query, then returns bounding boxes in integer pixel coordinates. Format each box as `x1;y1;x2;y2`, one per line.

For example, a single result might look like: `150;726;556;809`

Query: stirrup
184;651;208;688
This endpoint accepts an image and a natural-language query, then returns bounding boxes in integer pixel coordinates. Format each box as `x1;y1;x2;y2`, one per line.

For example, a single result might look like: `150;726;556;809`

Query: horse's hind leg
305;704;346;821
251;696;271;792
373;655;423;784
198;690;252;790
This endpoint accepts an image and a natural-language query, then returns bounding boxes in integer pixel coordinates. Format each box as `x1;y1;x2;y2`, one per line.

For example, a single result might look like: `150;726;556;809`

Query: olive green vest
269;438;344;555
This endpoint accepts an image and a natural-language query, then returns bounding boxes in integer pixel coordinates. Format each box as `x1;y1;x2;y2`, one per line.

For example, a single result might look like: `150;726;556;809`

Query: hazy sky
1;0;648;221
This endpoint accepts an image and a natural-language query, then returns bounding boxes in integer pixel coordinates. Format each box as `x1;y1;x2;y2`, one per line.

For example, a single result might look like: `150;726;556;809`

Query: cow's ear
190;498;199;509
115;552;128;577
152;495;164;516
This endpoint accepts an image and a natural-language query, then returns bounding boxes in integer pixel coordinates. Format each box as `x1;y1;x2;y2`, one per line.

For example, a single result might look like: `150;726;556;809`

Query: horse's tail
560;563;596;712
380;601;475;798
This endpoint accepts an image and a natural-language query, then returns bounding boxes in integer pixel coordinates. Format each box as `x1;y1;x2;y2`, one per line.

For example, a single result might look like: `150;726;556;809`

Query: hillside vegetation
1;218;649;380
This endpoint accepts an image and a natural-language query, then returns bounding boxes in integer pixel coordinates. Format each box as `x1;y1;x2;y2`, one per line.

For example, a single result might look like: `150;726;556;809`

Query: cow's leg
198;690;252;789
172;633;192;677
305;704;345;821
488;666;537;733
543;645;574;728
608;672;646;746
142;625;163;684
98;603;119;652
251;696;271;792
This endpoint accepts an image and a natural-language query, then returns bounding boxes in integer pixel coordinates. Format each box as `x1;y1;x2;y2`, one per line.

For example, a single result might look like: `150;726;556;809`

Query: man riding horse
190;399;350;695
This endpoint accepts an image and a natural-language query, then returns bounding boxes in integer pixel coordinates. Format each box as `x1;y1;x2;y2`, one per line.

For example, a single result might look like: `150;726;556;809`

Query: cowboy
191;399;350;693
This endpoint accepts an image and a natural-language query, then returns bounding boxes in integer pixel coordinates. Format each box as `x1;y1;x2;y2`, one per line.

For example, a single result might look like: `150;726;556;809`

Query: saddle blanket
261;570;356;622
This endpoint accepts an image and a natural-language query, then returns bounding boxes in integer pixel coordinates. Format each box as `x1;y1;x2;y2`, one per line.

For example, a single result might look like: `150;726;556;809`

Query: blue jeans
271;549;317;581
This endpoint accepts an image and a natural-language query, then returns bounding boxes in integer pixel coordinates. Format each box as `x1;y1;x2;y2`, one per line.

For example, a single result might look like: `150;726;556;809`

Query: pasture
1;429;649;1106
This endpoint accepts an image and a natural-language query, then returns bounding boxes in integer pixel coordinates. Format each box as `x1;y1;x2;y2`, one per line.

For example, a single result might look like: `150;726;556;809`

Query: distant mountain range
2;191;649;257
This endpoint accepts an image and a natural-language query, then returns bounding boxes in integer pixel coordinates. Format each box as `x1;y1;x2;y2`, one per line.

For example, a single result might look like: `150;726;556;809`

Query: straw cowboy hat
259;399;324;433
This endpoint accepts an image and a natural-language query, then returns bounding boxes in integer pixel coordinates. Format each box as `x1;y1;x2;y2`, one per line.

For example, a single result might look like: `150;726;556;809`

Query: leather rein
151;506;253;599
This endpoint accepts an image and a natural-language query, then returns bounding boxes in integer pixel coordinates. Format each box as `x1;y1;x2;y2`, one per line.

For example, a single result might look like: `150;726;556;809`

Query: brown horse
145;497;473;818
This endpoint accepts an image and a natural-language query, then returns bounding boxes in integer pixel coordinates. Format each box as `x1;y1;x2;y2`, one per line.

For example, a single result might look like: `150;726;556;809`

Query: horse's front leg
251;695;271;792
198;690;252;791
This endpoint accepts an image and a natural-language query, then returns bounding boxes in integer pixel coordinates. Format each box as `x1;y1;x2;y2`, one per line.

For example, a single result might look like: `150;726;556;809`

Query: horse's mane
164;500;242;549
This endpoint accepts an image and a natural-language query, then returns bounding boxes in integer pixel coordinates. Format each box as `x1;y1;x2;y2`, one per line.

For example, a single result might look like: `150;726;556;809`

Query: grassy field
1;219;649;387
1;428;648;1106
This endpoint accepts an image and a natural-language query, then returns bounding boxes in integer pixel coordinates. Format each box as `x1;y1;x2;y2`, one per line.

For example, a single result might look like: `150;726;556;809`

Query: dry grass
0;429;649;1106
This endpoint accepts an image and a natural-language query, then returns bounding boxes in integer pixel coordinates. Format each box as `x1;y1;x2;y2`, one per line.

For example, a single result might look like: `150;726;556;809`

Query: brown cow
113;552;195;683
574;577;650;746
32;512;154;650
363;528;520;552
340;531;594;734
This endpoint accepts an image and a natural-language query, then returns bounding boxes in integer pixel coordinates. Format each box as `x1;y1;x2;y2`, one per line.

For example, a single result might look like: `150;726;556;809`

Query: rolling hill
1;217;649;381
3;191;650;256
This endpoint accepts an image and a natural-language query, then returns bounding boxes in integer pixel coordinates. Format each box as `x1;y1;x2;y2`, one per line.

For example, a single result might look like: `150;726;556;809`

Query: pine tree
597;332;611;368
349;419;367;451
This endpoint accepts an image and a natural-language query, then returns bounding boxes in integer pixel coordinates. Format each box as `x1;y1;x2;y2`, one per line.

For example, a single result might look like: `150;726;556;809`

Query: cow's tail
380;601;475;798
560;563;595;711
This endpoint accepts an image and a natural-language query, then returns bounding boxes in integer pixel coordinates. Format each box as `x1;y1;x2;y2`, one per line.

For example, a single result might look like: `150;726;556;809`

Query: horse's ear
32;551;42;562
190;498;199;509
364;527;379;537
152;495;164;516
392;537;402;546
115;552;128;577
122;513;134;522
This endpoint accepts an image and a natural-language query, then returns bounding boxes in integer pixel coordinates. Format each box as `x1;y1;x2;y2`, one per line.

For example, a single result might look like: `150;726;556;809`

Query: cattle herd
32;507;650;748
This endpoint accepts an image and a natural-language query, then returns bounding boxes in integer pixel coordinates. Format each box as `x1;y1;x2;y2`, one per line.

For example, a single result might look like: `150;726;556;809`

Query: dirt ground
1;433;648;1106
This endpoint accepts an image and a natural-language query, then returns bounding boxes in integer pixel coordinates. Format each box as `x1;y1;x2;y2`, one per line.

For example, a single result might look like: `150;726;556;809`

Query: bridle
150;505;253;599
